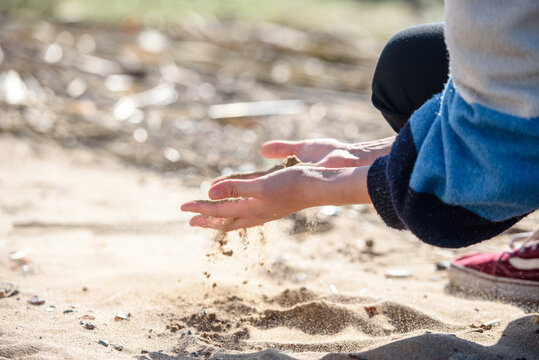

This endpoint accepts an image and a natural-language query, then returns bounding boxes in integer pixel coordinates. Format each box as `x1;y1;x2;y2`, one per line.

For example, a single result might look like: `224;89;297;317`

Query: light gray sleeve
445;0;539;119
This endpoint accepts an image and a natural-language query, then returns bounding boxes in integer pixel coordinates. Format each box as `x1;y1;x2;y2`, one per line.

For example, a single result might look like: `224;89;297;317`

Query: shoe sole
448;263;539;302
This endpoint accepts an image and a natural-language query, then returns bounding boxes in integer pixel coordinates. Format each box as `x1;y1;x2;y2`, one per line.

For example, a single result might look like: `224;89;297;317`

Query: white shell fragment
137;30;168;53
164;147;181;162
105;75;133;92
2;70;28;106
133;127;148;143
9;248;32;260
385;269;413;279
43;43;63;64
67;78;87;98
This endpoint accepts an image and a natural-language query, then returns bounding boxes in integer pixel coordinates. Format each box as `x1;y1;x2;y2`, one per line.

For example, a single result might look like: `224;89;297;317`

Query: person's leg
371;23;449;133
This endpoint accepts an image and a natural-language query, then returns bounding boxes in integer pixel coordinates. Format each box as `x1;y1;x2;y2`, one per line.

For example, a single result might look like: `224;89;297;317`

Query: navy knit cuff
367;155;406;230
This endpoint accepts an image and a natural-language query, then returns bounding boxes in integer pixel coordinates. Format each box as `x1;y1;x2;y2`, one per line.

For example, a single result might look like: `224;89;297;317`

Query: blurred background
0;0;443;180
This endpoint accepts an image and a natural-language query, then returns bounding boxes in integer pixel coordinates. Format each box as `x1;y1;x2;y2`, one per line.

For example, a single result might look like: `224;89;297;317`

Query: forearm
305;166;371;207
182;164;372;232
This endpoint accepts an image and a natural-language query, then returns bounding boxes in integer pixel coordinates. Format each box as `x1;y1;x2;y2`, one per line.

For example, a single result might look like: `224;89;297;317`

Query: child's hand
210;137;395;185
261;137;395;168
181;166;370;231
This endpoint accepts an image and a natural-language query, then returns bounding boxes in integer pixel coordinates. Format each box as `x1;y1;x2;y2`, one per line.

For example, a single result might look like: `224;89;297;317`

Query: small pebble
429;275;445;281
436;261;451;271
27;295;45;306
111;344;123;351
115;311;130;321
0;282;18;298
63;309;77;314
385;269;412;279
470;318;499;331
84;321;96;330
364;306;378;318
365;239;375;249
9;248;31;261
98;339;109;347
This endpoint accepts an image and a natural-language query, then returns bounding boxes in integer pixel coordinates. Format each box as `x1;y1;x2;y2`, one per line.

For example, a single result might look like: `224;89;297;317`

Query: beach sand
1;134;538;360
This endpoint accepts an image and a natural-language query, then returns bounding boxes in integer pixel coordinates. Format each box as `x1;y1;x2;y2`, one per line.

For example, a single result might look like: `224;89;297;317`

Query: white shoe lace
509;228;539;254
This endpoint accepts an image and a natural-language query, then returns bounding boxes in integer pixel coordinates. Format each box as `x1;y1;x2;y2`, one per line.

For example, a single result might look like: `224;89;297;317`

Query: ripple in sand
165;287;461;355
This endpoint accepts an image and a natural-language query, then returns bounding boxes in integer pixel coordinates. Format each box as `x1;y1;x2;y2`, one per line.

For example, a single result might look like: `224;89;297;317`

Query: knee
372;23;446;94
371;23;448;132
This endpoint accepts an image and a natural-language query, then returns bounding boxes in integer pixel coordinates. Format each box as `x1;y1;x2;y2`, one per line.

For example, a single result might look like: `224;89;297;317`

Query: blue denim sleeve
367;80;537;248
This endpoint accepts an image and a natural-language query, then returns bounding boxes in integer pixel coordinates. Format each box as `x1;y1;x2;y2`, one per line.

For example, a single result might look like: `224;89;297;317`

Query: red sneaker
448;229;539;302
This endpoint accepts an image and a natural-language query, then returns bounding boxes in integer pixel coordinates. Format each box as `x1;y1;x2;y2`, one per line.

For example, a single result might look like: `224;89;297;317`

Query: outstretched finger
189;215;268;231
181;198;258;218
189;215;232;229
211;171;268;186
208;179;262;200
261;140;303;159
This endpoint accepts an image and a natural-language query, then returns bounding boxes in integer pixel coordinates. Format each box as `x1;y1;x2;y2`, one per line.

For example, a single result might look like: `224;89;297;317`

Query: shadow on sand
445;283;539;314
138;315;538;360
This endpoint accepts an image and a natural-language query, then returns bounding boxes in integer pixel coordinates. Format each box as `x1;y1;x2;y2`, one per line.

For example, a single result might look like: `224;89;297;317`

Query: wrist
306;166;371;207
350;136;395;164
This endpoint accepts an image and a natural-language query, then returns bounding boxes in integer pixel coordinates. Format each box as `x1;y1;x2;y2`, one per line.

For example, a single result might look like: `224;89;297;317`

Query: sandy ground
0;133;538;360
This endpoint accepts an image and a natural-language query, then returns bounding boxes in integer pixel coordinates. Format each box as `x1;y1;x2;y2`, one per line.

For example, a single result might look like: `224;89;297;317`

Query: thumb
260;140;303;159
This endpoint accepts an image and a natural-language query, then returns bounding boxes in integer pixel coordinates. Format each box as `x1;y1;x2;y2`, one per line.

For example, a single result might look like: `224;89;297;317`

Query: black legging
371;23;449;133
